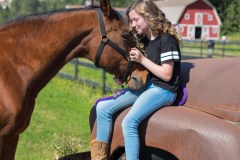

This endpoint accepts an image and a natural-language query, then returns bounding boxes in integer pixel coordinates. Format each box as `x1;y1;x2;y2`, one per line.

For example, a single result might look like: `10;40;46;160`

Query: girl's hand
129;47;144;63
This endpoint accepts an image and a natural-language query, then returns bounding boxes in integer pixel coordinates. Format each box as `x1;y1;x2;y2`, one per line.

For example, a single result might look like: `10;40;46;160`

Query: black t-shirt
144;33;181;92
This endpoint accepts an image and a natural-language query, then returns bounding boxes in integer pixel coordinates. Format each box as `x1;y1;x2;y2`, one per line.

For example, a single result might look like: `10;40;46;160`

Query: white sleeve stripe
161;51;179;58
161;51;180;62
161;56;180;62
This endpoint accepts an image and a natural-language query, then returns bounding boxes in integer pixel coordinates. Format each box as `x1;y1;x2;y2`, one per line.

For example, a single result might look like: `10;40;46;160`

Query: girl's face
128;10;150;36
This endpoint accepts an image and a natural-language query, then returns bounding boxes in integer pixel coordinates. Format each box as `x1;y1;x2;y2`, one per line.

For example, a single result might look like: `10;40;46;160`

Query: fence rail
58;59;113;95
58;40;240;95
181;40;240;59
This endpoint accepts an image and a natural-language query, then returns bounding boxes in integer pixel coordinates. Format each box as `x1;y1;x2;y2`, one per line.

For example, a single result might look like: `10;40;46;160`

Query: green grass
60;58;124;92
227;32;240;41
15;77;108;160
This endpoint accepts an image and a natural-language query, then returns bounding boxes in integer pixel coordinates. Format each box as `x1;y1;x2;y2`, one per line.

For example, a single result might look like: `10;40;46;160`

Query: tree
209;0;240;35
111;0;132;7
39;0;84;11
221;0;240;34
10;0;41;18
0;6;11;23
0;0;85;22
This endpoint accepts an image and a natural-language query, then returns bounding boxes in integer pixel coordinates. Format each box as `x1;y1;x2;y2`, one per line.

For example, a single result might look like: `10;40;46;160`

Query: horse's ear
100;0;111;17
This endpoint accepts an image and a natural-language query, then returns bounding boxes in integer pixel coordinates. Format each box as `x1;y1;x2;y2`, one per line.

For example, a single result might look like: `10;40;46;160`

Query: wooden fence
58;59;112;95
181;40;240;59
58;40;240;95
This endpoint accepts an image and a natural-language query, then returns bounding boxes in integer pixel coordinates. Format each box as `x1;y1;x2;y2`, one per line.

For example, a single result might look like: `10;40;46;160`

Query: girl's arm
129;47;174;82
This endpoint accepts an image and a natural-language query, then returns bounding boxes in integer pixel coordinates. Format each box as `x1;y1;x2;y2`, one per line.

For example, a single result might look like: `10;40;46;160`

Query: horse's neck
19;10;96;63
1;9;98;94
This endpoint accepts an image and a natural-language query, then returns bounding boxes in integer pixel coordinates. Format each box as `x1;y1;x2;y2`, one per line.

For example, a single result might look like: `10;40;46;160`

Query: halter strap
95;8;133;82
95;8;130;67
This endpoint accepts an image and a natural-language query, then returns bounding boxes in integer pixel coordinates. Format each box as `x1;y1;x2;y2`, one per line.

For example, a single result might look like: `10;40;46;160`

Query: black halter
95;8;133;82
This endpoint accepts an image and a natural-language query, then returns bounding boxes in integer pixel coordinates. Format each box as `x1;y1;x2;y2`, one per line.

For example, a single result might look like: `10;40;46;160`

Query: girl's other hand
129;47;144;63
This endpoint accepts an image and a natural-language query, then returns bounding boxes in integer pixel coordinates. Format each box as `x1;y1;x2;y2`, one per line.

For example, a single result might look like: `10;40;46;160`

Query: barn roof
153;0;221;25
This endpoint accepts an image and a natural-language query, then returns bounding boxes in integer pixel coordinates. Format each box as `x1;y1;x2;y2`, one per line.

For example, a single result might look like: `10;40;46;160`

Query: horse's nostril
131;76;139;83
126;75;145;91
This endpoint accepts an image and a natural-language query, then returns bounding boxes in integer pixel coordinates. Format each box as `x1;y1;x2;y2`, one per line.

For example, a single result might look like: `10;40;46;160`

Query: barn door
195;13;203;39
195;27;202;39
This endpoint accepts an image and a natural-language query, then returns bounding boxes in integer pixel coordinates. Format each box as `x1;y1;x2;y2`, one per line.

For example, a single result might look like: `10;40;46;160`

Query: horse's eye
121;33;129;40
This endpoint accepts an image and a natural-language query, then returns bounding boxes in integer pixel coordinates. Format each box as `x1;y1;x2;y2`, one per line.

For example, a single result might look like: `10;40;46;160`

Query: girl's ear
100;0;111;17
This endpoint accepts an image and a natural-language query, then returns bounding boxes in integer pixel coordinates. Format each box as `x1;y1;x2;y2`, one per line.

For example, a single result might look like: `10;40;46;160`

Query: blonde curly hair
126;0;181;43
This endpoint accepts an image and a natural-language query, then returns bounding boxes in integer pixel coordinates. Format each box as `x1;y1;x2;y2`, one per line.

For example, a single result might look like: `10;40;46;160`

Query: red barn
154;0;222;40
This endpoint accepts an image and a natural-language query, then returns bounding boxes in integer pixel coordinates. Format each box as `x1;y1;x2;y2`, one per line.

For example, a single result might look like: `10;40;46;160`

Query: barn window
184;13;190;20
208;15;213;21
179;26;184;32
212;27;218;34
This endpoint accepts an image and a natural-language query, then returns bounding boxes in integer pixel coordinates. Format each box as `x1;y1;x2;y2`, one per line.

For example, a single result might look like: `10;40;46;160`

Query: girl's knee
121;116;138;133
96;102;108;116
96;101;115;119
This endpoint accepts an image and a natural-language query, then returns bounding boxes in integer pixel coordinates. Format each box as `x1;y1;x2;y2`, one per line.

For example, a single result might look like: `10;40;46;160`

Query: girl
91;0;181;159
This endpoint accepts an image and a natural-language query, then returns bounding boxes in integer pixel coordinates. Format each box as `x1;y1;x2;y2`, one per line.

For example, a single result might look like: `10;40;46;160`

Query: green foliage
0;0;85;22
209;0;240;35
10;0;40;17
221;0;240;35
111;0;132;7
0;6;11;22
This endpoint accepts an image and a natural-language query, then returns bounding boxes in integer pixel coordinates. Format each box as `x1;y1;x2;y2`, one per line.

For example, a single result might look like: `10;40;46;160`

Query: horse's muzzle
126;74;146;91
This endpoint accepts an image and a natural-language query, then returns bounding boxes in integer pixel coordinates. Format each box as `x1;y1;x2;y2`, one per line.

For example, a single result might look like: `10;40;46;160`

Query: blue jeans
96;81;177;160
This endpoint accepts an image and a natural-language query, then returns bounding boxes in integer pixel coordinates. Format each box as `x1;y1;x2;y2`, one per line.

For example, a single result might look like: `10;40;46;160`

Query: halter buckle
101;35;109;43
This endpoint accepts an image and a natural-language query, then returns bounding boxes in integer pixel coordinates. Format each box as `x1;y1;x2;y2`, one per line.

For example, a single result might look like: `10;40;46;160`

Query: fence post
74;58;79;80
180;41;184;54
200;40;203;57
102;70;106;95
207;40;215;58
222;40;226;57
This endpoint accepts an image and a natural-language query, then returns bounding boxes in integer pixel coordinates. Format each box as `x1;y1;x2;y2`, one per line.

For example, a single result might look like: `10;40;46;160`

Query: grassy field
227;32;240;41
60;59;119;93
15;77;107;160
